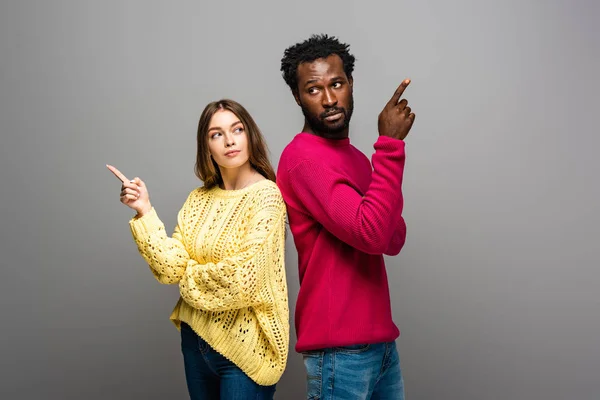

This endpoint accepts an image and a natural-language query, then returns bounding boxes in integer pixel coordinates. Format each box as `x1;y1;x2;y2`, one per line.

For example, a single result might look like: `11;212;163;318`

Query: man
277;34;416;399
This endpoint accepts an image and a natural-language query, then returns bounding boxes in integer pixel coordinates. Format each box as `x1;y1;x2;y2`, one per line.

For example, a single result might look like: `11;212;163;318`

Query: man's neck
302;123;349;140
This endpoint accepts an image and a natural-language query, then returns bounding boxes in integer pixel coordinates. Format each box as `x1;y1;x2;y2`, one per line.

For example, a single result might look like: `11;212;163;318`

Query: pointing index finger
388;79;411;106
106;164;129;183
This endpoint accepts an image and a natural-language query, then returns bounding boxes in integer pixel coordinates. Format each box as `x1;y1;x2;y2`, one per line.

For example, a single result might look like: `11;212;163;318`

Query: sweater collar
297;132;350;147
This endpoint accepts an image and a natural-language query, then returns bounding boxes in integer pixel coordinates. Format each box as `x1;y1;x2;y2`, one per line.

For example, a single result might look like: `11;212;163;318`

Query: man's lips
323;111;343;122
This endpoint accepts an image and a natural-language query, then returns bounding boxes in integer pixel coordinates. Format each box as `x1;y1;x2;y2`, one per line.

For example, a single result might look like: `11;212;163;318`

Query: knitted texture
129;180;289;386
277;133;406;352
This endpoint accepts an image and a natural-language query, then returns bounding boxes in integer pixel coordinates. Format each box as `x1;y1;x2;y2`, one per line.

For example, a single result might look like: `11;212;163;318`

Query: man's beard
301;96;354;137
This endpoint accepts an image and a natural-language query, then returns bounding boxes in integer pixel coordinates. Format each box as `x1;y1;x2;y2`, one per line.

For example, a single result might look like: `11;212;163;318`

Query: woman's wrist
134;204;152;219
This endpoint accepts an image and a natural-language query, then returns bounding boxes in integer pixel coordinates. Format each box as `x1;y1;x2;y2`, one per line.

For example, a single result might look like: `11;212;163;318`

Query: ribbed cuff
374;135;406;152
128;207;164;238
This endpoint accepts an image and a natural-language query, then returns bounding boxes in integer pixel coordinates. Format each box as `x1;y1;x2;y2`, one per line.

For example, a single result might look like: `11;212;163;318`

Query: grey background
1;0;598;399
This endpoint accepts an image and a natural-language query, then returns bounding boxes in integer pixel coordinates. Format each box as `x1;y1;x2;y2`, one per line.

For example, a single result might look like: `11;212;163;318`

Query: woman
107;99;289;399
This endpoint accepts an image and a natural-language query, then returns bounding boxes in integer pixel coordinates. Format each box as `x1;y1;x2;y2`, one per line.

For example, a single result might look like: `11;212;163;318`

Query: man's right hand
378;79;416;141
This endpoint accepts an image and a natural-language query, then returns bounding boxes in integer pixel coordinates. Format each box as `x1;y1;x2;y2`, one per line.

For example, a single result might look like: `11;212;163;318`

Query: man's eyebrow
304;79;319;86
303;76;345;87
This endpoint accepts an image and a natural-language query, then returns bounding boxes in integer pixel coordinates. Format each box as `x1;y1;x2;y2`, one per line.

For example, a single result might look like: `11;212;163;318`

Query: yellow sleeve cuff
128;207;164;238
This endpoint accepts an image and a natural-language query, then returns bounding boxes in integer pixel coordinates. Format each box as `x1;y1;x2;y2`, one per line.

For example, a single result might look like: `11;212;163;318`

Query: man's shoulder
280;134;320;166
348;143;369;160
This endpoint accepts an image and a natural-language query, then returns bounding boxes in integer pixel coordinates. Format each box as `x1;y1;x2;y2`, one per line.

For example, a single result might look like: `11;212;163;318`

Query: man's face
294;54;354;139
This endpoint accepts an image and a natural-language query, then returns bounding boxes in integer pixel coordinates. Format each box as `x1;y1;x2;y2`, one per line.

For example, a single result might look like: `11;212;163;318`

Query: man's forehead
297;55;344;80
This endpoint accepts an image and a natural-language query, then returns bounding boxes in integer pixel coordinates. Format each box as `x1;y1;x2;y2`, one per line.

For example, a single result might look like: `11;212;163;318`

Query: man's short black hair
280;34;356;92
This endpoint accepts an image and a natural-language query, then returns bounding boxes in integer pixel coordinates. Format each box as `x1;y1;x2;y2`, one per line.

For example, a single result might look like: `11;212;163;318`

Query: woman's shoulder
249;179;282;197
177;186;211;211
185;186;208;200
246;180;285;208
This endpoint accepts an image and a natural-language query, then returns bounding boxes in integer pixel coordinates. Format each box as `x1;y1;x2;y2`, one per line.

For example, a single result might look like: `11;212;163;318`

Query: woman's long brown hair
195;99;276;189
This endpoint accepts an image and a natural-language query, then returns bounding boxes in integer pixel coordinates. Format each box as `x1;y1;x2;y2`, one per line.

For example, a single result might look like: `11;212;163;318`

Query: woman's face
207;109;250;171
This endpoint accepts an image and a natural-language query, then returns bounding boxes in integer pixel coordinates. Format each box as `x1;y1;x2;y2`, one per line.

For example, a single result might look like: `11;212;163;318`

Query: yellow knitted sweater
128;179;289;386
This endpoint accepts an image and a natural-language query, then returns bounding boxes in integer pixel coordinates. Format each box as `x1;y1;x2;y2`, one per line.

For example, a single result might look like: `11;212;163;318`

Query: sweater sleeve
178;188;286;312
129;207;190;285
289;136;405;255
384;216;407;256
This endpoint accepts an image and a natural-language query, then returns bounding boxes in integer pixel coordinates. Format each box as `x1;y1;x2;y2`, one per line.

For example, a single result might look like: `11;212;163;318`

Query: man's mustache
320;108;346;119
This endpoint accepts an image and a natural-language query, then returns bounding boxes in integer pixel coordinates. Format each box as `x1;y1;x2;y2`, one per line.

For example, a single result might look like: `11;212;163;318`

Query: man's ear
349;76;354;89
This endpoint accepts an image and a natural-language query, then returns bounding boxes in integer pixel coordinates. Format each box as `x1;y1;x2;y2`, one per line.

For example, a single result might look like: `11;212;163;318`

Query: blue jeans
180;322;276;400
302;342;404;400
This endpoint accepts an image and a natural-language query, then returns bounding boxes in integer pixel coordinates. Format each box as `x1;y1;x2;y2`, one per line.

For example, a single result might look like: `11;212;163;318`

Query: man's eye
308;88;318;94
333;82;342;88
